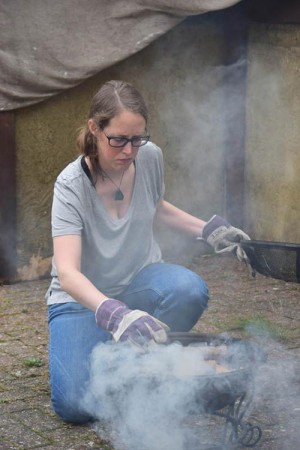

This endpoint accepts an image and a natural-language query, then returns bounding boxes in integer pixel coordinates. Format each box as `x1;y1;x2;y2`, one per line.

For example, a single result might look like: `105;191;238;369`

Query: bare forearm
155;200;207;237
58;269;108;312
53;235;108;311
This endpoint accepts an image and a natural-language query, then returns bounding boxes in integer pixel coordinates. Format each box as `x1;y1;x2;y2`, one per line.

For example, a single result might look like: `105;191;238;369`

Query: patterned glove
202;215;254;274
95;298;169;346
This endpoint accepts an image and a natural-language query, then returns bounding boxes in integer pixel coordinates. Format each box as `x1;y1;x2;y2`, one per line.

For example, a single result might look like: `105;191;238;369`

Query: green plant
24;356;44;367
232;317;290;342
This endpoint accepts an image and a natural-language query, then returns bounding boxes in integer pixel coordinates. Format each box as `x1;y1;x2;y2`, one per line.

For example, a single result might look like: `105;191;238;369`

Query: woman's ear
87;119;98;136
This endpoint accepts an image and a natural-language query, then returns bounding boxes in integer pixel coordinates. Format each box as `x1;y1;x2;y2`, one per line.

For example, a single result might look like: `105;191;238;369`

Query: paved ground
1;255;300;449
0;278;113;450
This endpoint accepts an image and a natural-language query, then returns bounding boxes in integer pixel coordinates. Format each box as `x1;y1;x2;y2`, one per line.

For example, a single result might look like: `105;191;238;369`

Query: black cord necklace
102;170;125;201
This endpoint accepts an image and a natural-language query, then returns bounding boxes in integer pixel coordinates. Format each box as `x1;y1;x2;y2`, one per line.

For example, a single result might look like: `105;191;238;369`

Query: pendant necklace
102;170;125;201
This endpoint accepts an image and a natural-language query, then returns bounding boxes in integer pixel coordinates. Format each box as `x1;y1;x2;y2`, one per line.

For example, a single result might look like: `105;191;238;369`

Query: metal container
241;240;300;283
166;332;266;413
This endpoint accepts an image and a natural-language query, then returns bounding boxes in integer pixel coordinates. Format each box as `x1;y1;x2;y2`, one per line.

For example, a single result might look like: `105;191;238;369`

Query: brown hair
77;80;148;182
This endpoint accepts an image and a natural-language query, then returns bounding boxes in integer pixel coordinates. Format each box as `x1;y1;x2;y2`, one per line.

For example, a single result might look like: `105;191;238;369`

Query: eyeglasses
102;131;150;148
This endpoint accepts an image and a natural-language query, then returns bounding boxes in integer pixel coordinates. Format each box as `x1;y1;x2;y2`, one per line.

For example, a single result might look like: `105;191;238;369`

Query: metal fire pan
165;332;266;413
241;239;300;283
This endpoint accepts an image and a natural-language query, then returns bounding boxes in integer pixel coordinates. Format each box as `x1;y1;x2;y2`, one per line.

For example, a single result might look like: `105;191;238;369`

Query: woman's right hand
95;298;169;346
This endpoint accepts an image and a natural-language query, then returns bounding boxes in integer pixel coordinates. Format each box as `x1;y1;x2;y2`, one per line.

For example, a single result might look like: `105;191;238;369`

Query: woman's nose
122;141;134;154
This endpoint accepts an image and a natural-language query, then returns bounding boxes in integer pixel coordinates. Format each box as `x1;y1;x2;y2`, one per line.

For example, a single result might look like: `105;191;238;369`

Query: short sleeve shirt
46;142;165;304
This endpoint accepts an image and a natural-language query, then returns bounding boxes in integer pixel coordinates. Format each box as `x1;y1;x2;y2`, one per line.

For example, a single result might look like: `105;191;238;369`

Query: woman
46;80;250;424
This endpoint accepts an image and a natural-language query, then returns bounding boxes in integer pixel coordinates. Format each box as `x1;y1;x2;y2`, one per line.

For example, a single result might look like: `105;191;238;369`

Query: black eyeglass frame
101;129;150;148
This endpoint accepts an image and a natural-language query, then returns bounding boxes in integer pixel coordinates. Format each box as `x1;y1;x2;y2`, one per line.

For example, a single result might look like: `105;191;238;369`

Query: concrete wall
245;23;300;242
14;14;300;280
15;15;228;279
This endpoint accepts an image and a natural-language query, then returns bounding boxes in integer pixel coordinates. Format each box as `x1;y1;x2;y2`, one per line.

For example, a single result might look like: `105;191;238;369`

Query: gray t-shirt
46;142;164;305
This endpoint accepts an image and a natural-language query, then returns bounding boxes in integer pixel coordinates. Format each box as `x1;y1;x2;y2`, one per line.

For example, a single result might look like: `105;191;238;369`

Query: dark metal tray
241;240;300;283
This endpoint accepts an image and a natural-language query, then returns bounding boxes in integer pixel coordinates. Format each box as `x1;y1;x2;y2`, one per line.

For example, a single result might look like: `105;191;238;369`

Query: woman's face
92;110;147;173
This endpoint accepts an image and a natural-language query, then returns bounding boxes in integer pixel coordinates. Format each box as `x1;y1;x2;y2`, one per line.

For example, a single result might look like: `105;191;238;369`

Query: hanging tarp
0;0;240;111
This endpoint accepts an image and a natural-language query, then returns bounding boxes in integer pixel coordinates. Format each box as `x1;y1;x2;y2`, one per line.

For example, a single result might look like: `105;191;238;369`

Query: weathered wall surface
15;15;228;279
245;23;300;242
14;15;300;280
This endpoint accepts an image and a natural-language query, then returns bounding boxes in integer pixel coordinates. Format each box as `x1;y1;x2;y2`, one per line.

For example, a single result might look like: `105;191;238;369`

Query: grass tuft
232;317;291;342
24;356;44;367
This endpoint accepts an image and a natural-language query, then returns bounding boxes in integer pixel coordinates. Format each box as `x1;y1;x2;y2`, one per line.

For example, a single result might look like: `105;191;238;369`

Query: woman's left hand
201;215;255;274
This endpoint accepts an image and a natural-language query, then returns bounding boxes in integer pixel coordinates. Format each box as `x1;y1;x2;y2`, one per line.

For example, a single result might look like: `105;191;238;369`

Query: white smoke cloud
81;333;300;450
81;338;261;450
82;342;212;450
250;336;300;449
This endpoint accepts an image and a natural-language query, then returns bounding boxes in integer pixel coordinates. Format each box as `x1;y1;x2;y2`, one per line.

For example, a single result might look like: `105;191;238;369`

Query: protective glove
95;298;169;346
201;215;255;275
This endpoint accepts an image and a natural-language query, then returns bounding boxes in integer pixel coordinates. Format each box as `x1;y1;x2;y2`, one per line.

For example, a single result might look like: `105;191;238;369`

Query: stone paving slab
1;257;300;450
0;278;112;450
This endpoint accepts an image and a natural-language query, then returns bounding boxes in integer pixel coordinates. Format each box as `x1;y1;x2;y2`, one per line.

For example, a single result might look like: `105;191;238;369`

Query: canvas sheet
0;0;240;110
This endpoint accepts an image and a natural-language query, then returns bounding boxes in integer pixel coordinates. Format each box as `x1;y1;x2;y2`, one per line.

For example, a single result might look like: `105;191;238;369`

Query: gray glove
202;215;254;274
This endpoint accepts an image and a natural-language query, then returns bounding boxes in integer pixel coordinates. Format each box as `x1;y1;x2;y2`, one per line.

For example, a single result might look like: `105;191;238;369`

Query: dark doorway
0;112;16;280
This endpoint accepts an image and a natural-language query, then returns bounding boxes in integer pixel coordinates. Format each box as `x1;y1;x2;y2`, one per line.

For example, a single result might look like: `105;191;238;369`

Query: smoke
245;328;300;449
82;341;230;450
81;333;300;450
151;54;249;262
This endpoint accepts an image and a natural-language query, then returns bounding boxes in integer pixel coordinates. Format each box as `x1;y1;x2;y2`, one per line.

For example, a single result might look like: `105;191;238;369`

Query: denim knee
51;386;92;424
173;271;209;326
182;271;209;310
154;267;209;331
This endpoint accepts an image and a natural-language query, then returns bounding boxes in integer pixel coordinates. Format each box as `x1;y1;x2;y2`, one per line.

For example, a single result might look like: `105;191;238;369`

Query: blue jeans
48;263;209;424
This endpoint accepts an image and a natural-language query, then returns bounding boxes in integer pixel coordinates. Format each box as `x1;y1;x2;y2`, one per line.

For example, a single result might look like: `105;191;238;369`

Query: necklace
102;170;125;201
